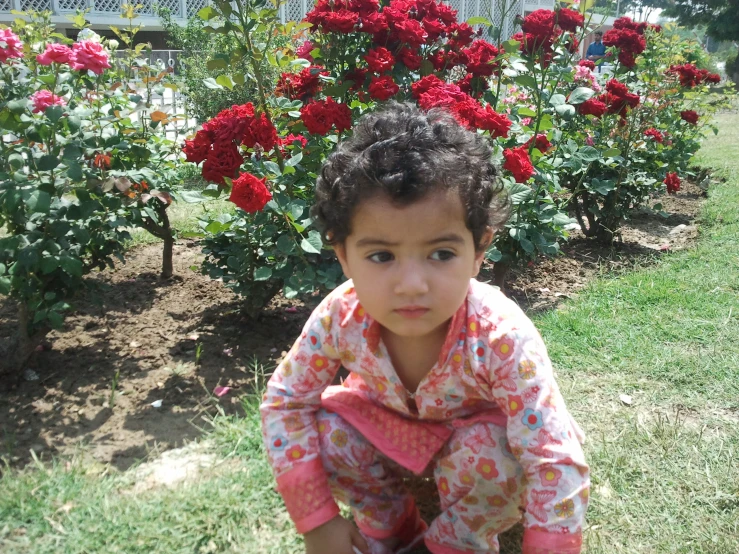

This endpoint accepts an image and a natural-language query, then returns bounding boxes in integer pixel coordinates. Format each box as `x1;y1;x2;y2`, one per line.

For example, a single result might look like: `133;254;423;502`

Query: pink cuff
275;457;340;534
522;529;582;554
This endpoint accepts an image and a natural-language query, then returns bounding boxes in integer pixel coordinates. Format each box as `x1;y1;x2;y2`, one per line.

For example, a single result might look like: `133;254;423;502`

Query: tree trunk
0;301;50;388
162;235;174;279
491;262;510;294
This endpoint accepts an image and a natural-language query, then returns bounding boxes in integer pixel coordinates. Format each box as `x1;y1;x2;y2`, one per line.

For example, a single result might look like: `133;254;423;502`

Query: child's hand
304;515;370;554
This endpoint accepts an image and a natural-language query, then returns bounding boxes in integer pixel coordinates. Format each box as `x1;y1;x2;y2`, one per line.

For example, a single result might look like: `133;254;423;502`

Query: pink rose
296;40;314;62
37;43;74;66
71;40;111;74
0;28;24;63
30;90;67;114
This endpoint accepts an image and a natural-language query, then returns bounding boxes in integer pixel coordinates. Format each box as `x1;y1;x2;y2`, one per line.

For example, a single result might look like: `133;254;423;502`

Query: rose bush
186;0;731;309
0;9;191;378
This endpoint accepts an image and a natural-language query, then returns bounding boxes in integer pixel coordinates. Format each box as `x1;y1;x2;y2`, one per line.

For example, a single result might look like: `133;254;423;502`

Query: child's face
334;189;491;341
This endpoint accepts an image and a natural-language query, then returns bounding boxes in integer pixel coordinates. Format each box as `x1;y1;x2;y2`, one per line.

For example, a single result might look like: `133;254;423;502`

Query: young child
260;102;589;554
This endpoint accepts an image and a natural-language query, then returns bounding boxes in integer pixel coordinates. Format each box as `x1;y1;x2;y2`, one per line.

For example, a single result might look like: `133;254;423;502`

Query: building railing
0;0;208;19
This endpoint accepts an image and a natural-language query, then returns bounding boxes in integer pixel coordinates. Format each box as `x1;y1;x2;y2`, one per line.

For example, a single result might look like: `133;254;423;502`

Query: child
260;102;589;554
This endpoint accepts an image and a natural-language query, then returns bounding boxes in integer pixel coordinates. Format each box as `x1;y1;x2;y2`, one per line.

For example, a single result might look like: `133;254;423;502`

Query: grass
1;113;738;553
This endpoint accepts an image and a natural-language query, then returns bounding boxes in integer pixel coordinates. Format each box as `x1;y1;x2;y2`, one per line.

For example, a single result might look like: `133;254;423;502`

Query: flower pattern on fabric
260;278;589;551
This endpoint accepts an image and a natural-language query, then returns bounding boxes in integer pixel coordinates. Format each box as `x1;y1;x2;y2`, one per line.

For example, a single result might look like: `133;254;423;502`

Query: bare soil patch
0;180;706;471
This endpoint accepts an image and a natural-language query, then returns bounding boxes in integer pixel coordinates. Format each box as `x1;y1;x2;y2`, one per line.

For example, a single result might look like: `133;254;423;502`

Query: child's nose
394;260;430;296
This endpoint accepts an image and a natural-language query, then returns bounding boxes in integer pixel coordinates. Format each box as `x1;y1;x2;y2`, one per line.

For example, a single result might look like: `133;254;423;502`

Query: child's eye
430;249;456;262
368;251;394;263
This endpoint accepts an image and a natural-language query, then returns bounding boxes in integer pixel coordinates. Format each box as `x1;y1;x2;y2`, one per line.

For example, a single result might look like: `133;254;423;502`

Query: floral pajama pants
316;408;526;554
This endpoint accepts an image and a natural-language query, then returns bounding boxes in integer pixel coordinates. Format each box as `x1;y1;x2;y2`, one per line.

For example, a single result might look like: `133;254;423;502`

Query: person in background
586;30;606;71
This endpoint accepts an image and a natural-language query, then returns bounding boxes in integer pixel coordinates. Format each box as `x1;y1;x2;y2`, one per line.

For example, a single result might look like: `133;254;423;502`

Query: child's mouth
395;306;430;319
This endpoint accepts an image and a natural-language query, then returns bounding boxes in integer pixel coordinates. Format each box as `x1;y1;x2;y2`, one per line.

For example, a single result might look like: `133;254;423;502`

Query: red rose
578;98;607;118
364;47;395;73
360;11;387;34
183;131;212;164
411;74;447;99
276;66;328;100
606;79;629;97
202;142;243;185
279;133;308;149
436;2;457;25
456;73;475;96
556;8;584;32
392;18;428;48
421;16;446;41
229;172;272;213
245;113;279;150
503;146;535;183
344;67;368;90
617;50;636;68
475;104;511;138
397;47;422;70
613;16;639;32
644;128;663;143
368;75;400;101
327;99;353;132
521;9;556;40
680;110;699;125
295;40;314;62
448;22;475;46
300;98;352;135
463;40;500;77
578;59;595;70
527;133;552;152
203;103;255;145
663;172;680;194
322;10;359;33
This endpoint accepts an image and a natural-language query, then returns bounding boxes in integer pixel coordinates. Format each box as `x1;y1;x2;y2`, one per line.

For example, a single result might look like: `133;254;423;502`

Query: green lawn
1;114;738;553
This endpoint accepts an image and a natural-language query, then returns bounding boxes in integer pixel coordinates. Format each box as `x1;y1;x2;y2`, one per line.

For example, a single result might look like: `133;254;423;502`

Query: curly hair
311;102;509;251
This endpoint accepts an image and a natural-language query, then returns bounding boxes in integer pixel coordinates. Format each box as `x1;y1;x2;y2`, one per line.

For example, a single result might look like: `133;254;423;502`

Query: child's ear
333;242;352;279
473;228;494;275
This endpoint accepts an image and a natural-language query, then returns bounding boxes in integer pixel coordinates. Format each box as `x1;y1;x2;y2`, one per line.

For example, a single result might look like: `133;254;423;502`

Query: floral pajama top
260;278;589;551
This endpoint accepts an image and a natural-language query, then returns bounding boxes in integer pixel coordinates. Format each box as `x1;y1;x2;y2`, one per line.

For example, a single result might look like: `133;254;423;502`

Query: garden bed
0;179;706;471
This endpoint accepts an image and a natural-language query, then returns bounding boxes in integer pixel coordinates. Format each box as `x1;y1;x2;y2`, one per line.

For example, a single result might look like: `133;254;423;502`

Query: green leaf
263;161;281;176
589;178;616;195
568;87;595;105
507;182;533;204
603;148;621;158
40;255;59;274
517;107;537;117
290;58;312;68
300;230;323;254
198;6;218;20
8;153;24;170
27;190;51;213
285;152;303;167
215;75;235;90
276;234;294;254
206;58;227;71
37;155;60;171
549;94;566;106
485;247;502;262
466;16;491;25
59;256;82;277
203;77;224;90
578;146;600;162
0;277;10;295
502;40;520;53
515;75;537;89
45;105;64;123
8;99;28;113
67;161;83;181
254;266;272;281
179;190;207;203
47;310;64;329
555;104;576;120
519;238;535;253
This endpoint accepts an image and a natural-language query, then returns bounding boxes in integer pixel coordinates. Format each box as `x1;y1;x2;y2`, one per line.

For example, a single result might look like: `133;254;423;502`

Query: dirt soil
0;180;707;472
